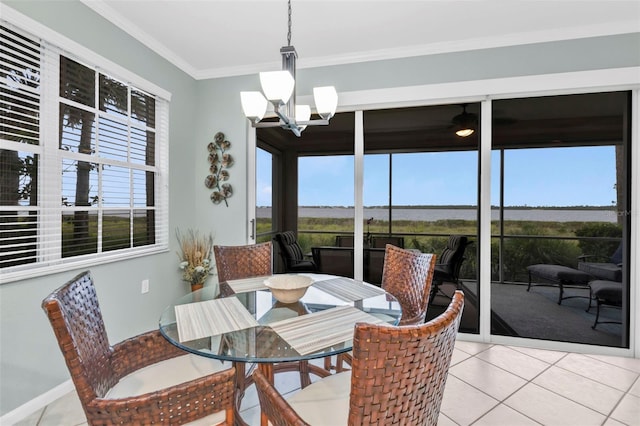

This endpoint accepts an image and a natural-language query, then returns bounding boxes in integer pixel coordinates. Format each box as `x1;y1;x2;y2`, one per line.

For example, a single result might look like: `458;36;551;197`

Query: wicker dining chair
382;244;437;326
254;290;464;426
42;271;236;425
214;241;273;283
332;244;436;372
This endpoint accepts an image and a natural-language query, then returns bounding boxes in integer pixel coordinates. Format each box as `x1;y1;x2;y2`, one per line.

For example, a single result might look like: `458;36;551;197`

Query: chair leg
299;360;311;388
557;282;564;305
592;300;602;329
586;287;593;312
323;356;333;372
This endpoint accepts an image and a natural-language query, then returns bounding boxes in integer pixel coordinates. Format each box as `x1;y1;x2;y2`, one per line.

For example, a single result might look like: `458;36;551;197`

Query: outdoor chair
311;246;354;278
588;279;623;329
42;271;235;425
253;291;464;426
526;264;592;304
578;242;623;282
335;235;354;247
371;235;405;248
274;231;317;273
364;247;385;285
430;235;473;304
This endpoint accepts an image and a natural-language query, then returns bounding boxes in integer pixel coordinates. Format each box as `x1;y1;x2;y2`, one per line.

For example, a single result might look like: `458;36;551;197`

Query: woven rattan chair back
253;291;464;426
349;290;464;425
381;244;436;325
42;271;118;406
214;241;273;282
42;271;236;425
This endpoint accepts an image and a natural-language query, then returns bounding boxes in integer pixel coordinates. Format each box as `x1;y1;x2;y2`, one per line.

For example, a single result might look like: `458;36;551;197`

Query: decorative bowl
264;275;314;304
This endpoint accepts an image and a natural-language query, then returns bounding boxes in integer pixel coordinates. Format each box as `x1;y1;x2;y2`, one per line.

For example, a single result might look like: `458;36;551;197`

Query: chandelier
240;0;338;137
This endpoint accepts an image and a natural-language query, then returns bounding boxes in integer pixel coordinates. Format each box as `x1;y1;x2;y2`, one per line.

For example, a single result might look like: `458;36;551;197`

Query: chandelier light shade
240;92;268;124
240;0;338;137
313;86;338;120
259;70;295;104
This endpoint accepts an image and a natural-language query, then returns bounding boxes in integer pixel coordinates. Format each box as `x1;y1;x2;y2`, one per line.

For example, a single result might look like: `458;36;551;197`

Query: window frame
0;17;170;283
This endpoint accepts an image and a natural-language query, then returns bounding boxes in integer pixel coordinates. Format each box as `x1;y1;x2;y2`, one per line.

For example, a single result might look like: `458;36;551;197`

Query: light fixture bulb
259;70;295;105
296;105;311;122
456;128;475;137
240;91;268;124
295;104;311;132
313;86;338;120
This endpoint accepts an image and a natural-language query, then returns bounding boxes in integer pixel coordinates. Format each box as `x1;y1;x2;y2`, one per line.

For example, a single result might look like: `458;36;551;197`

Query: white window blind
0;21;169;282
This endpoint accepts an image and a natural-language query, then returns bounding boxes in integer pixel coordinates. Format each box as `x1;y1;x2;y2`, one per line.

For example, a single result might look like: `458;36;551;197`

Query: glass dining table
159;273;402;425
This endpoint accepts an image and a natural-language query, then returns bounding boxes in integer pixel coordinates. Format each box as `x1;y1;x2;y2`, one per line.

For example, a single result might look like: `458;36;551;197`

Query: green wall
1;0;639;416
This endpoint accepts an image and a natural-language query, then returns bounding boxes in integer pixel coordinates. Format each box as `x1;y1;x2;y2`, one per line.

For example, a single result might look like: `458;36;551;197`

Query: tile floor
12;341;640;426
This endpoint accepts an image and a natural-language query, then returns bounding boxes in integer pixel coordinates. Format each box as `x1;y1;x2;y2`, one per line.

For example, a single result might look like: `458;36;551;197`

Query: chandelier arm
241;0;337;137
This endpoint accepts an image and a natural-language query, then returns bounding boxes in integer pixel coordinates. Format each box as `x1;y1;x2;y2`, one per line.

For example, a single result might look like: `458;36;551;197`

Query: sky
256;146;618;208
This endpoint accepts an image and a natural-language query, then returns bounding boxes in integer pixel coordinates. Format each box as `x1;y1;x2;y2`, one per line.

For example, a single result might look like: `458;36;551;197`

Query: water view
257;207;618;223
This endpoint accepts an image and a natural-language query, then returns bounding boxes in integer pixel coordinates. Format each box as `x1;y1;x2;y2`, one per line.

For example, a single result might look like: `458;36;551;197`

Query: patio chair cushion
578;262;622;282
527;264;591;284
589;280;623;305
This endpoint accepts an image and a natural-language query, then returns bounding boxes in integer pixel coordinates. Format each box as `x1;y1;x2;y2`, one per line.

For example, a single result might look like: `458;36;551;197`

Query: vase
190;282;204;292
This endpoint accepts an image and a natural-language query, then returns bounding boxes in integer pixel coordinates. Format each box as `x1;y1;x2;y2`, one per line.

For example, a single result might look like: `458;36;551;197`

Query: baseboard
0;380;74;425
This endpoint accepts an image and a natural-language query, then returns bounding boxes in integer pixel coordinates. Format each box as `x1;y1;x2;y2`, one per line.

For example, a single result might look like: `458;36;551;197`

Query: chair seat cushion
105;353;229;424
578;262;622;282
286;371;351;425
106;353;229;399
589;280;623;305
527;264;591;284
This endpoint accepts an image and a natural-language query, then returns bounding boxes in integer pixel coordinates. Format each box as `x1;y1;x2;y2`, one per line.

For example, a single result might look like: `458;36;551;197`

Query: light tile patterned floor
12;341;640;426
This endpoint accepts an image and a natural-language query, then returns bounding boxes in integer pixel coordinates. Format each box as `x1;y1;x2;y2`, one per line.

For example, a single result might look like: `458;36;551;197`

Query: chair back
214;242;272;282
371;236;405;249
335;235;354;247
381;245;436;325
41;271;115;408
311;246;354;278
349;291;464;426
438;235;471;279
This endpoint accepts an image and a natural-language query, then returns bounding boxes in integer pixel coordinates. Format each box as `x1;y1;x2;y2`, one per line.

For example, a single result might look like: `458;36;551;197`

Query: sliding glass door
363;105;480;333
490;91;631;347
254;89;632;348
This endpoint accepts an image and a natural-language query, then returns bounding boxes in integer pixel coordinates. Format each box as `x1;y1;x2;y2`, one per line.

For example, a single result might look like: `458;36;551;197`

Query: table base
233;359;332;426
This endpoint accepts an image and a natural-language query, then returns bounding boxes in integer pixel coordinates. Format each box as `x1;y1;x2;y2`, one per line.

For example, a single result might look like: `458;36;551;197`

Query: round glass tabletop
159;273;401;363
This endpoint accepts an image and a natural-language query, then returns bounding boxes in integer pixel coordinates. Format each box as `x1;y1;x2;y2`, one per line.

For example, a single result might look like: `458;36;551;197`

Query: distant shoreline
289;205;617;211
256;206;619;223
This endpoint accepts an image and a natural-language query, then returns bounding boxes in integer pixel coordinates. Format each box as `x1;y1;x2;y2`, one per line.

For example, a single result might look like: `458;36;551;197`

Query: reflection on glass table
159;273;401;425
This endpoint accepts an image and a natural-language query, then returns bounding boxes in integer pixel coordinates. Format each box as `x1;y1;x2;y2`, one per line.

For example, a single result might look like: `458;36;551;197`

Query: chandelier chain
287;0;292;46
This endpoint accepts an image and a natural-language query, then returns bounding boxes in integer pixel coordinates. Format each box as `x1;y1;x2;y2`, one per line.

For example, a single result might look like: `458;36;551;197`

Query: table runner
225;276;270;293
174;297;259;342
269;305;386;355
313;277;385;302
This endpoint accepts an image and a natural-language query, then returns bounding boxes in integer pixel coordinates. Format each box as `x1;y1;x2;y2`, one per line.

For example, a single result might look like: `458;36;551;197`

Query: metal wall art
206;132;233;206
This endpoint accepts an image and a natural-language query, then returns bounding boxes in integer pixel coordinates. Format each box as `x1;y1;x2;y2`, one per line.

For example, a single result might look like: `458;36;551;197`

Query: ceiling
81;0;640;80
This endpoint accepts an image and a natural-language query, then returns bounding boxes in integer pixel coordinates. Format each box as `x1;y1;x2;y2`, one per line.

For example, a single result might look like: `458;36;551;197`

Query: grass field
258;217;621;283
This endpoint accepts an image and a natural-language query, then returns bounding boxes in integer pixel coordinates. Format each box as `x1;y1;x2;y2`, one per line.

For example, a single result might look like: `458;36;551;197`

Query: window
0;23;169;281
